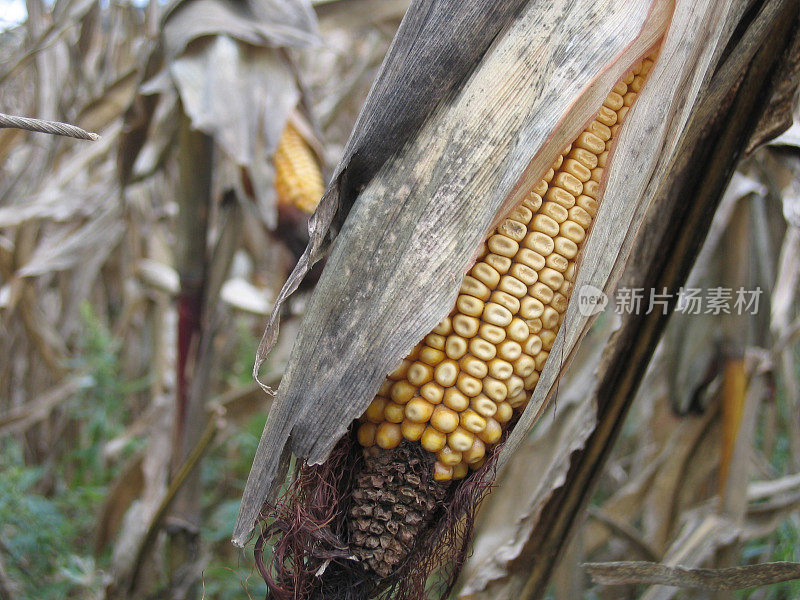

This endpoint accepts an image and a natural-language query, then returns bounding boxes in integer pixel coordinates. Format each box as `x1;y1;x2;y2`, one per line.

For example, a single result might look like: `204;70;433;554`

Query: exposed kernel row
356;56;655;480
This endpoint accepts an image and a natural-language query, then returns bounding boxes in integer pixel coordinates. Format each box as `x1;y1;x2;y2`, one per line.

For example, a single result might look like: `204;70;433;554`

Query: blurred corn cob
274;121;325;214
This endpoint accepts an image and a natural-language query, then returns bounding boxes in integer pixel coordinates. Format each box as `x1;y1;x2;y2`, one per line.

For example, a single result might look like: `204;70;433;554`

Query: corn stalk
234;0;800;597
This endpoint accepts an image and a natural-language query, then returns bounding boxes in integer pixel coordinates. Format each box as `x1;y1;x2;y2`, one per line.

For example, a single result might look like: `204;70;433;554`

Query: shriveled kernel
471;262;500;289
612;81;627;95
534;350;550;371
520;297;545;320
405;397;435;423
477;418;502;444
469;458;486;471
457;372;483;397
623;91;636;107
460;354;489;379
584;180;600;198
469;338;496;361
432;316;452;336
463;438;486;464
543;167;555;182
437;446;463;466
551;292;569;313
460;409;487;434
569;206;592;229
461;276;491;301
419;346;445;366
376;422;402;449
523;334;543;356
483;377;508;402
597;151;608;168
401;419;426;441
552;172;583;197
407;344;422;360
488;358;514;379
358;422;377;446
489;291;520;314
384;401;406;423
453;461;469;480
545;252;569;272
561;220;586;244
531;214;560;238
532;179;548;195
470;395;497;418
513;354;536;377
630;75;644;92
499;275;527;298
524;191;544;211
445;335;468;360
497;340;522;361
576;194;599;217
510;263;538;286
562;158;591;182
448;427;475;452
378;379;393;396
509;391;528;408
624;70;635;84
483;302;513;327
516;248;546;270
527;318;543;334
617;106;630;123
433;462;453;481
421;426;448;452
507;375;524;398
420;381;444;404
388;359;411;380
365;397;388;423
540;330;557;351
497;219;527;242
524;370;540;389
478;323;506;345
407;361;434;386
530;282;555;304
485;253;512;274
507;317;529;342
457;295;485;318
390;381;416;404
434;359;459;387
453;315;480;338
487;234;519;258
552;154;564;170
495;401;514;423
541;201;568;223
545;186;576;209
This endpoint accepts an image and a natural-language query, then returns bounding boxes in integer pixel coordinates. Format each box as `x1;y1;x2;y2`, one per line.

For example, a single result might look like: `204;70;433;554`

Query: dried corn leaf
235;0;672;545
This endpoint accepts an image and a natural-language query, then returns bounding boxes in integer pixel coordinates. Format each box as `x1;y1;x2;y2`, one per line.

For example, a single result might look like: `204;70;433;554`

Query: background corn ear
274;121;325;214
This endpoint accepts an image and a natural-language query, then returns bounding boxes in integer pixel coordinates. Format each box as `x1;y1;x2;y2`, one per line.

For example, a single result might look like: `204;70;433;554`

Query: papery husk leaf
235;0;672;546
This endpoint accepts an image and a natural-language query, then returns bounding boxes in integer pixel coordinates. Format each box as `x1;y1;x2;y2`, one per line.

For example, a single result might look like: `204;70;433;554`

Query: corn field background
1;1;799;599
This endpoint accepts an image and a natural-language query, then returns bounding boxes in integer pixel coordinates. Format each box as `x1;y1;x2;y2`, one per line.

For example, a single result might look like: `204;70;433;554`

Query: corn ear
274;121;324;214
